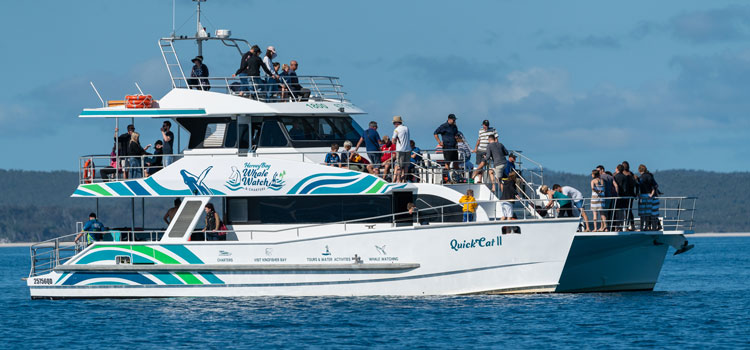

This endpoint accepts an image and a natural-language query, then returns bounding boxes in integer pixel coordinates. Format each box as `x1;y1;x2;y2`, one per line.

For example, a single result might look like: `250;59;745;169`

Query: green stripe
131;246;181;264
175;272;202;285
80;109;205;116
81;184;112;196
366;180;386;194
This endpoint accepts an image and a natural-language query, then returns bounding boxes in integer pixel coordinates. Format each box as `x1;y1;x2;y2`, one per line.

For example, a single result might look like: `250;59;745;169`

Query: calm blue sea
1;237;748;349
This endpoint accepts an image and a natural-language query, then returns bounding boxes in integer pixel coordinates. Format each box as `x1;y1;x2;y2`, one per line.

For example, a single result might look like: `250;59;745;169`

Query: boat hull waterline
29;220;577;298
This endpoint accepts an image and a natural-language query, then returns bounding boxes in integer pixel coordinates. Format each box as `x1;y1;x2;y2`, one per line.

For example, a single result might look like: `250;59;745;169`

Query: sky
1;0;749;173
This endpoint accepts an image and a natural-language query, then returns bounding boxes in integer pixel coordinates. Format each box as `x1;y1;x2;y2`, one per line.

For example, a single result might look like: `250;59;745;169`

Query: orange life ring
125;95;153;108
83;159;94;184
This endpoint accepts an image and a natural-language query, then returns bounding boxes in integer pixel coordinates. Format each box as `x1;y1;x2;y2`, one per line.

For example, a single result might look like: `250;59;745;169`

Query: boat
25;1;695;299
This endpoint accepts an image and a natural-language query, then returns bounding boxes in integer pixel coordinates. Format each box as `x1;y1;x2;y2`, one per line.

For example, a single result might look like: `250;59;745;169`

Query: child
459;189;478;222
324;144;341;166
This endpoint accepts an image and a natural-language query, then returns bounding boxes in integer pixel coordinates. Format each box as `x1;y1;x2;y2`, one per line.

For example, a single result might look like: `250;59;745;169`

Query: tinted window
227;195;392;224
414;194;463;223
259;120;289;147
279;116;363;144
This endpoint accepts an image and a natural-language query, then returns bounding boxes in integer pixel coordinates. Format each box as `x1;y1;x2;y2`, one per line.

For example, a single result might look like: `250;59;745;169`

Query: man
188;56;210;90
161;121;175;166
164;198;182;225
434;114;460;172
613;164;630;231
597;165;617;229
355;121;381;168
287;60;311;101
621;161;638;230
408;140;422;182
114;124;135;179
561;184;590;231
484;134;509;193
502;153;517;179
74;213;105;243
391;116;410;183
232;45;276;98
473;119;498;180
262;46;278;99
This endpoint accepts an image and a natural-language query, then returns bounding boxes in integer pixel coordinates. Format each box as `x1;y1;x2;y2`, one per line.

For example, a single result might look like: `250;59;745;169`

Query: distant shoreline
0;232;748;247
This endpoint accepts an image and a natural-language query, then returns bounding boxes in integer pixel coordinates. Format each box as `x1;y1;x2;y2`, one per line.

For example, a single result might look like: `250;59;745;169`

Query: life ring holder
83;159;95;184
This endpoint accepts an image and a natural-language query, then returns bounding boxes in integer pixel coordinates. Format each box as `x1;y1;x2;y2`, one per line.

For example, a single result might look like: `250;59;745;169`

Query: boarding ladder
159;39;189;89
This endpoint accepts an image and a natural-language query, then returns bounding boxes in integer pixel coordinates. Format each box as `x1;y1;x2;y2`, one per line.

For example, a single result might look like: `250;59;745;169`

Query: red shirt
381;143;395;162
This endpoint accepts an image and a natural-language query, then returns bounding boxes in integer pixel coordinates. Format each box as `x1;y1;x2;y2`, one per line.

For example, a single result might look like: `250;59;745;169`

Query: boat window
224;122;250;149
203;123;227;147
227;195;392;224
414;194;463;223
259;120;289;147
278;116;363;146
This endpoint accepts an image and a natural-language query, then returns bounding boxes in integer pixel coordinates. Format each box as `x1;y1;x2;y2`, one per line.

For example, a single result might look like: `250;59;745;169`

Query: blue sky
2;0;749;173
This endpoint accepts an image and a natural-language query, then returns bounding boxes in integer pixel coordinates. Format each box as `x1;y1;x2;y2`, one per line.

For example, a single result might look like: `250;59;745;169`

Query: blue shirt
410;147;422;164
83;219;104;232
325;152;341;164
363;128;380;152
503;161;516;178
434;122;459;147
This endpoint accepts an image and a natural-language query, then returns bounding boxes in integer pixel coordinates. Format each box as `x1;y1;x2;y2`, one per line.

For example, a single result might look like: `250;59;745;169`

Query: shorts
367;152;381;167
396;151;410;167
573;200;583;209
476;151;486;164
443;149;458;162
501;202;513;218
493;164;506;178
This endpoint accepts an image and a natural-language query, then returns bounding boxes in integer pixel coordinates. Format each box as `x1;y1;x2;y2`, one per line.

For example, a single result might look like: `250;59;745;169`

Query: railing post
54;239;60;268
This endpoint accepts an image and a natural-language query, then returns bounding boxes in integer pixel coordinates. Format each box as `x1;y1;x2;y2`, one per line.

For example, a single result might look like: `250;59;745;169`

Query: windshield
280;116;363;142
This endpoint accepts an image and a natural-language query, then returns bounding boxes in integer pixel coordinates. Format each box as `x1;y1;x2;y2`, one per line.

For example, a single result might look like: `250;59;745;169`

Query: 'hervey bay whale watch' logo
225;162;286;192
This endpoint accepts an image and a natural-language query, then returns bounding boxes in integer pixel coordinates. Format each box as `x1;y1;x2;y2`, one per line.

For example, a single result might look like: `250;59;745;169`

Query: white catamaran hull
29;220;577;298
555;232;689;292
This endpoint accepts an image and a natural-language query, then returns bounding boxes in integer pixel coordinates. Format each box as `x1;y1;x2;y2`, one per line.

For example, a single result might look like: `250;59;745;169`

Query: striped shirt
477;127;498;152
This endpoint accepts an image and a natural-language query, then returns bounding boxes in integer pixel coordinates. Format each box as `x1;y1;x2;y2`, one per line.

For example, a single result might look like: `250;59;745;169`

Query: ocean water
1;237;748;349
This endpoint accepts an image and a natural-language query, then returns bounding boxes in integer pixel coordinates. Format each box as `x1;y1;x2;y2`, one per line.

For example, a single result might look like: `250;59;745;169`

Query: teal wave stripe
287;171;362;194
144;177;192;196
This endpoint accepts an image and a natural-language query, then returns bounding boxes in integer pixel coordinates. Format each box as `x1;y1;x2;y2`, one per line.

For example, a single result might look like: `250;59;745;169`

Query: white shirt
562;186;583;200
262;55;274;77
392;125;411;152
477;127;498;152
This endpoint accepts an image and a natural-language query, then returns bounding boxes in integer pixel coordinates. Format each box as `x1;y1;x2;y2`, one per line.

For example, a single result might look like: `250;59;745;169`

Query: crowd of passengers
186;45;311;101
92;121;176;181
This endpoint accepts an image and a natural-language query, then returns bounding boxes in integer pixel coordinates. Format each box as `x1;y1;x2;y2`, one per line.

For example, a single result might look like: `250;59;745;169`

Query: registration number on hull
33;278;53;285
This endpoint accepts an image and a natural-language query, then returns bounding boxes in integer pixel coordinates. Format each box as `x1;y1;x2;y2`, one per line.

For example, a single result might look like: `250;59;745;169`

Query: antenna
89;81;105;107
171;0;176;37
194;0;206;56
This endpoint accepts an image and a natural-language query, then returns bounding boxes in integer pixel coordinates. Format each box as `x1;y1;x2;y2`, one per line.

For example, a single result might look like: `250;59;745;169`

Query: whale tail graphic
180;166;214;195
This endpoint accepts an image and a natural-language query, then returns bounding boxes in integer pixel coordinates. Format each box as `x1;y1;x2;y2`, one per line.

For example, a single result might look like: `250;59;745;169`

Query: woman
590;169;607;231
127;132;151;179
380;135;395;180
202;203;226;241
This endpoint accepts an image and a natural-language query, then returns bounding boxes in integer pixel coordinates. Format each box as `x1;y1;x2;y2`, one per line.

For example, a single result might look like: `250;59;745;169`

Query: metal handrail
172;75;347;102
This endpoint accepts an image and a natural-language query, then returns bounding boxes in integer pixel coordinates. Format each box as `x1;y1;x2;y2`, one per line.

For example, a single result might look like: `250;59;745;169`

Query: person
391;116;411;183
355;121;381;169
459;189;478;222
115;124;135;178
434;114;460;172
127;132;151;179
613;164;630;231
145;140;163;176
621;161;638;230
561;184;589;231
202;203;226;241
637;164;661;231
100;146;118;181
380;135;396;180
500;172;519;220
408;140;422;182
590;170;607;231
164;198;181;225
347;149;378;175
188;56;210;90
287;60;311;101
473;119;498;181
484;134;509;193
262;46;279;99
502;153;517;179
279;63;291;100
456;134;474;175
287;120;306;139
161;121;175;167
324;143;342;166
597;165;617;229
544;184;573;218
232;45;276;98
74;213;104;243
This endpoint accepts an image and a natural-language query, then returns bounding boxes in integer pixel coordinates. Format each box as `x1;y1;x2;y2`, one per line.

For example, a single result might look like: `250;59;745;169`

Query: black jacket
235;53;273;77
